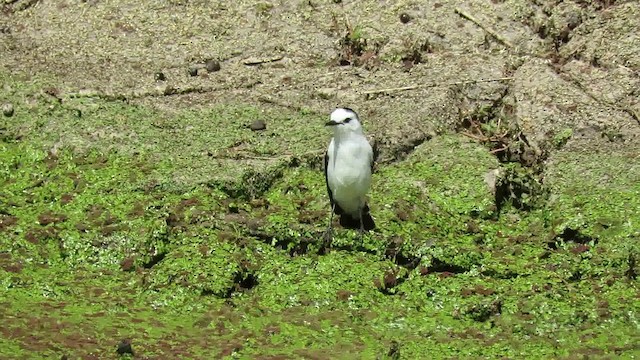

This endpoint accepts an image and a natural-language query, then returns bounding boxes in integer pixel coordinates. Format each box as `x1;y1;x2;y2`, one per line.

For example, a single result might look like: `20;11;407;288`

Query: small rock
116;339;134;356
2;103;14;117
205;59;221;72
566;11;582;30
399;12;411;24
120;256;135;271
484;168;503;195
402;59;414;71
154;72;166;81
250;120;267;131
188;65;200;77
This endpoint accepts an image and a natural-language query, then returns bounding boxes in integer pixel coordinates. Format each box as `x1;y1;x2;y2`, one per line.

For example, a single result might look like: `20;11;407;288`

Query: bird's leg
322;203;335;245
358;206;365;242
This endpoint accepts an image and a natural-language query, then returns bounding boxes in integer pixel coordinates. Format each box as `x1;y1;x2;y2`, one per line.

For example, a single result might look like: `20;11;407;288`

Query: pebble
484;169;503;195
205;59;221;72
154;72;166;81
2;103;14;117
399;12;411;24
566;11;582;30
250;120;266;131
188;66;200;77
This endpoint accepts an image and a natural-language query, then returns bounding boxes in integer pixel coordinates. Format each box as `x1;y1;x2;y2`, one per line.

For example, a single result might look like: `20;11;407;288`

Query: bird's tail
339;205;376;231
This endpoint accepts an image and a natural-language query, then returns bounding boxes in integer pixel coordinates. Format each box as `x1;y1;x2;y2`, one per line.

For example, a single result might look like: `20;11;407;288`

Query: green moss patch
1;73;638;358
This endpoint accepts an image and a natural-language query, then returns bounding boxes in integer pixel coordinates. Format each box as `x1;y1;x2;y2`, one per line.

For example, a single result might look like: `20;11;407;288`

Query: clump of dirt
494;163;547;212
457;94;545;167
457;96;548;212
457;299;503;322
336;20;380;69
373;267;408;295
399;38;432;70
0;215;18;232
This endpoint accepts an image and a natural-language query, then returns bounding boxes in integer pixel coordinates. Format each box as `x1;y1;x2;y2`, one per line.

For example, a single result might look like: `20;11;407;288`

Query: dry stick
209;149;324;161
64;81;262;102
362;77;514;96
454;8;514;48
461;132;487;141
489;146;508;154
63;87;214;101
242;55;284;66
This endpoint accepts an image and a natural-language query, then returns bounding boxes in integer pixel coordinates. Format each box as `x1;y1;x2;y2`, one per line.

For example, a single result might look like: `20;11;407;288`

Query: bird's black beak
325;120;339;126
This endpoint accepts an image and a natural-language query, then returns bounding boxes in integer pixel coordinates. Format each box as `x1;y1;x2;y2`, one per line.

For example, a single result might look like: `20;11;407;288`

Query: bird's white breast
327;136;372;215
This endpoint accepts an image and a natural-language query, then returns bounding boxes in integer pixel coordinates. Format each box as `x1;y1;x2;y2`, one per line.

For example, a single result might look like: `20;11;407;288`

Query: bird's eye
344;117;352;123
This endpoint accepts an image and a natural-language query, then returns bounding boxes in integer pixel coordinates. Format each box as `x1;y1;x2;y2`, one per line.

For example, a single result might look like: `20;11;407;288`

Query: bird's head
325;108;363;135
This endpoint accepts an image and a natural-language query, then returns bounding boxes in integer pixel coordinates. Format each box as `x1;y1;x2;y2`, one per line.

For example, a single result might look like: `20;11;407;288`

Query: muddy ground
1;0;639;359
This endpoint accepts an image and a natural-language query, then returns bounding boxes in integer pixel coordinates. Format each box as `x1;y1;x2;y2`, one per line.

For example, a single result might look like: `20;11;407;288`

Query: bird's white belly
328;158;371;215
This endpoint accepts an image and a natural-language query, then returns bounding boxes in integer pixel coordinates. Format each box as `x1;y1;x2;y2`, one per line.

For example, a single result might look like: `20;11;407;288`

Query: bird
323;107;375;240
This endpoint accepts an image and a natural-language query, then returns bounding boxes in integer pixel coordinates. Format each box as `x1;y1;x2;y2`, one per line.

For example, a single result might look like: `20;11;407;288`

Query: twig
362;77;513;96
210;154;286;161
63;86;215;101
469;120;483;133
461;131;487;141
242;56;284;66
489;146;508;154
364;85;420;95
454;8;513;48
63;81;261;102
209;149;324;161
64;89;129;101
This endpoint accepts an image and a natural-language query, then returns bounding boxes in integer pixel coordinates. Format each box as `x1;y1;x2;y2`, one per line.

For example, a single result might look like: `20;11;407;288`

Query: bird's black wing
370;138;379;173
324;149;344;215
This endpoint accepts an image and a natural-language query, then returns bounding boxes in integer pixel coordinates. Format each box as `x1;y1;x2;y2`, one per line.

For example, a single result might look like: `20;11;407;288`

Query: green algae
2;137;639;358
2;74;639;358
546;149;640;239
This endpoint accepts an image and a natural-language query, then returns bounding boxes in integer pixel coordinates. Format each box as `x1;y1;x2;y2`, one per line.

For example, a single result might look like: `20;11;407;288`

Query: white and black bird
324;108;375;237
